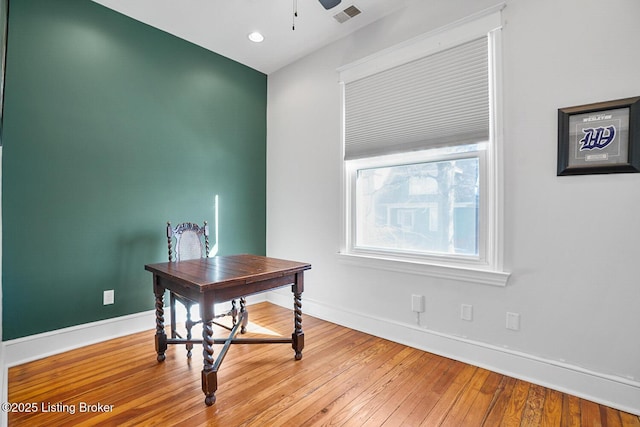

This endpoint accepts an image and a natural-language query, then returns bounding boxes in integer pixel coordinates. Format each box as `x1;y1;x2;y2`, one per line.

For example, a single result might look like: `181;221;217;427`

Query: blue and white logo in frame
579;125;616;151
569;107;629;166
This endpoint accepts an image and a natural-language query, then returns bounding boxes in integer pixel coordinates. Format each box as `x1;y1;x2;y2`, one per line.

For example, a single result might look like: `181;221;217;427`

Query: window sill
337;252;510;287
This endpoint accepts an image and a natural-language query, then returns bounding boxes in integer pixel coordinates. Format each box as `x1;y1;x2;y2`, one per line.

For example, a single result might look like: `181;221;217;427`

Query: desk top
145;254;311;292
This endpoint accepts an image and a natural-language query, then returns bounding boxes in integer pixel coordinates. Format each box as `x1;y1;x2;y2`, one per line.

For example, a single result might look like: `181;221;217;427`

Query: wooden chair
166;221;247;358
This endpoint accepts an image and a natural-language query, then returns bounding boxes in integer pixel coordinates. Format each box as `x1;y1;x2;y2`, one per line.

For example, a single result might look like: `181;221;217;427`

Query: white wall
267;0;640;415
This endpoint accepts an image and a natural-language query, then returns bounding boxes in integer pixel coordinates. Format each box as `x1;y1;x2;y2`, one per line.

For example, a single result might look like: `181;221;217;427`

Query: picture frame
557;96;640;175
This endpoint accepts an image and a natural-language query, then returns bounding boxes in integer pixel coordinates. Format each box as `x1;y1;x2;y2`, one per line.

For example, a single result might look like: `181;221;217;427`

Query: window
353;147;482;257
339;8;508;285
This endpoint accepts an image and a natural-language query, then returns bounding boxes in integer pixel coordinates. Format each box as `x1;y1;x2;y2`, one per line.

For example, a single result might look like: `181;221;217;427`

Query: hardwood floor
7;302;640;426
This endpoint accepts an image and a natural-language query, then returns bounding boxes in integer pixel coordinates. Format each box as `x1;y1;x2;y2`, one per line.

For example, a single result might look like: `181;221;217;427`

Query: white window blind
344;37;489;160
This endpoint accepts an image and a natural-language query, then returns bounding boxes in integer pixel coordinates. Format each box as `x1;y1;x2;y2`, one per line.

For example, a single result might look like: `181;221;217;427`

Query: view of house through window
352;145;482;258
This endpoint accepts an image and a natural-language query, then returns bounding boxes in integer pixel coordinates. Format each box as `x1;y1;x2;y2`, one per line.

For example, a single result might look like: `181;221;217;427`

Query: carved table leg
231;299;238;326
240;297;248;334
170;293;177;339
201;296;217;406
292;290;304;360
185;301;193;358
154;280;167;362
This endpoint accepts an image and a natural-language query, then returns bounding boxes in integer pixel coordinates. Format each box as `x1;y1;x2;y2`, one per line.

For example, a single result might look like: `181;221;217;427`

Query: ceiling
92;0;413;74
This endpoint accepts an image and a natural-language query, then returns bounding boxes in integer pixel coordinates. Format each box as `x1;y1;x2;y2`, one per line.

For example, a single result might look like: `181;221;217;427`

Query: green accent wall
1;0;267;340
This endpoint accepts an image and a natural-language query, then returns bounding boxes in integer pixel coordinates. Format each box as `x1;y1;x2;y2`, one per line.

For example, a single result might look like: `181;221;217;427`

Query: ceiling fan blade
318;0;342;10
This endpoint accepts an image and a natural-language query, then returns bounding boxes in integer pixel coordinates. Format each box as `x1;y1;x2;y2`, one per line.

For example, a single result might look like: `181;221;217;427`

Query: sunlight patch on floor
172;301;283;337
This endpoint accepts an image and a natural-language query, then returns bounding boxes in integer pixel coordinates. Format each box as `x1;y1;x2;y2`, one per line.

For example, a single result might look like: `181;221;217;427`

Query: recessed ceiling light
248;32;264;43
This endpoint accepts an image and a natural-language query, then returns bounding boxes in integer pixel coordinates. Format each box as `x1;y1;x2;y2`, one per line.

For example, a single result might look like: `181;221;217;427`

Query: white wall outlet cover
461;304;473;321
103;290;115;305
506;312;520;330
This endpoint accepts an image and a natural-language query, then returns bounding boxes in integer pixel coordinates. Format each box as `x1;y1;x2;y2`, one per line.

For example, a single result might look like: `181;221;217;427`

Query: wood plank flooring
7;302;640;426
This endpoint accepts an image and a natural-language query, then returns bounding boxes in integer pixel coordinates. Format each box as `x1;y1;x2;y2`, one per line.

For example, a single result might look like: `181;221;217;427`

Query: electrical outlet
411;294;425;313
461;304;473;321
103;290;114;305
506;312;520;330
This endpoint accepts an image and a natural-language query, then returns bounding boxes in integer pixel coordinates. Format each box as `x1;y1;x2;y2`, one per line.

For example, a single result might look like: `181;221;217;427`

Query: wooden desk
145;254;311;405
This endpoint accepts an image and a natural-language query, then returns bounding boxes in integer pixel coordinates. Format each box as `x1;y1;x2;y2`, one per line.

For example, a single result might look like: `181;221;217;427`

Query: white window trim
338;5;509;287
337;252;510;287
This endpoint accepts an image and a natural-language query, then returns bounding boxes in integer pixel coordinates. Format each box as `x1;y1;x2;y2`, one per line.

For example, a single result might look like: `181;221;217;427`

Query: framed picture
557;96;640;175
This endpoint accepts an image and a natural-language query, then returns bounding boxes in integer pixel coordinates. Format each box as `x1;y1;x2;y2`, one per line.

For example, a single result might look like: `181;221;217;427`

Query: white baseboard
3;310;158;369
266;290;640;416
